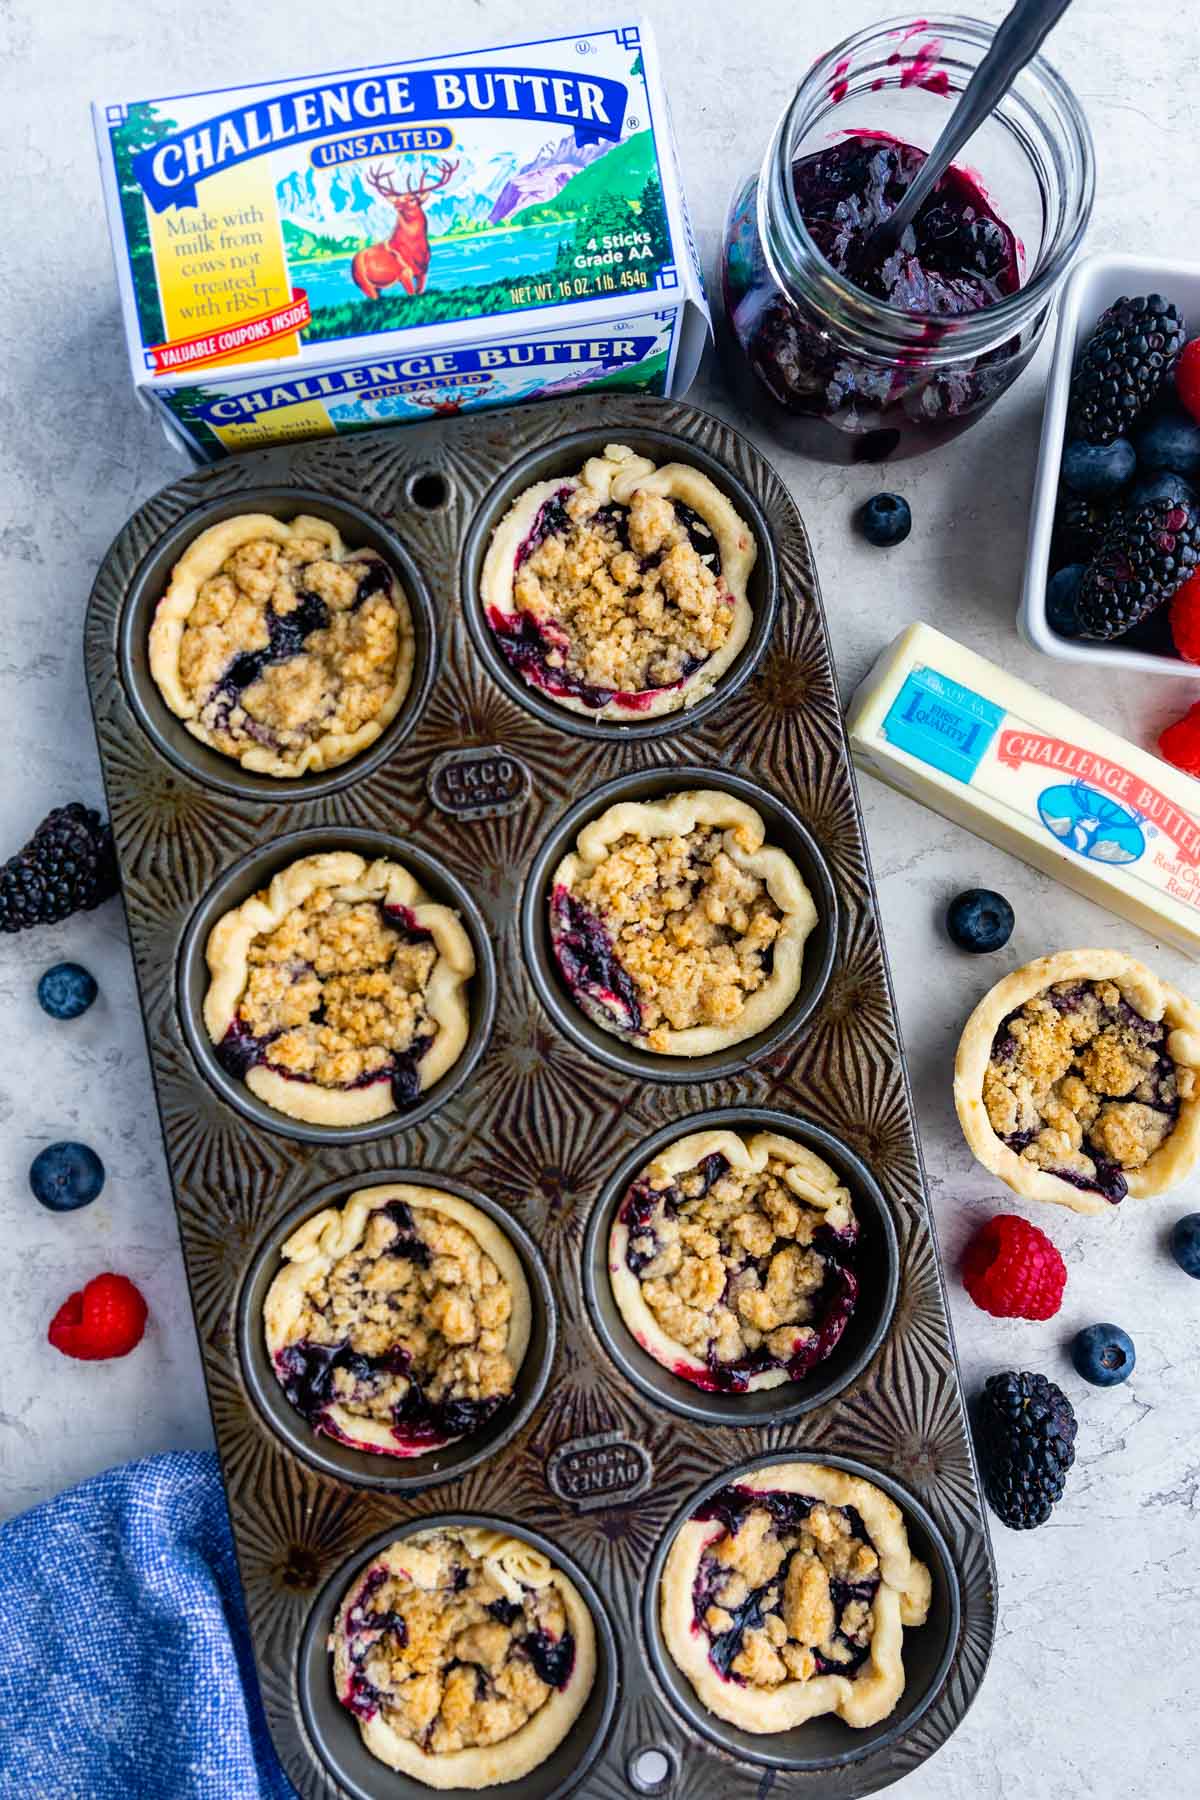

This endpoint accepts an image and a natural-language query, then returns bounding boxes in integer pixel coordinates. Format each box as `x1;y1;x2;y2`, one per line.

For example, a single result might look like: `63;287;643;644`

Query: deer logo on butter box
93;20;709;459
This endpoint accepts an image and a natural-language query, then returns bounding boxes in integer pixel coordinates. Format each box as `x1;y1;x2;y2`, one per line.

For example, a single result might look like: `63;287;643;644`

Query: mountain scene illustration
488;133;609;223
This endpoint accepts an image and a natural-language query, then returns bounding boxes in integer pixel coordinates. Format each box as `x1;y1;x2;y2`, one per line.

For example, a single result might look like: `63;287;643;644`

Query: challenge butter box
93;20;708;459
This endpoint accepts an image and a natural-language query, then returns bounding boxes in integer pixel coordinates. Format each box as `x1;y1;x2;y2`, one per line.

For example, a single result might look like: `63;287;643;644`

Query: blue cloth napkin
0;1451;297;1800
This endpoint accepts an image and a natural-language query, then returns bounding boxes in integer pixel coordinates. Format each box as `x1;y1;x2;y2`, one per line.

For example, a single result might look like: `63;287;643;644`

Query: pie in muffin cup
549;788;818;1056
264;1183;531;1457
609;1127;858;1394
659;1462;931;1732
481;442;755;721
954;948;1200;1215
203;850;473;1127
149;511;415;777
329;1524;597;1789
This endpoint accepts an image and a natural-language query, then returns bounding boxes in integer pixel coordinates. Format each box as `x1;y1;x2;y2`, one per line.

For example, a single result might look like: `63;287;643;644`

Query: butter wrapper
93;20;707;459
847;622;1200;957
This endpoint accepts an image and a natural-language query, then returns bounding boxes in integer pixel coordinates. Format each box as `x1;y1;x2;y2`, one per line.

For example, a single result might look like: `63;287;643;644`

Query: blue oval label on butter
881;663;1004;782
1036;782;1146;865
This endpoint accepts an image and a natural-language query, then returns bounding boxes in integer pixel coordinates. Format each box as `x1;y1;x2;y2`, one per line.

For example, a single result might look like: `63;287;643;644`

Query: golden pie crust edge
203;851;474;1126
480;443;756;721
660;1462;931;1733
953;948;1200;1216
330;1525;598;1789
551;788;817;1056
264;1183;532;1454
148;512;416;777
609;1128;853;1393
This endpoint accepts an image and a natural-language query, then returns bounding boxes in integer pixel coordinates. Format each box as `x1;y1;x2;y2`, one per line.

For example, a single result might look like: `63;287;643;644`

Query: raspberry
1169;571;1200;662
47;1272;148;1360
962;1214;1067;1320
1177;338;1200;425
1159;700;1200;775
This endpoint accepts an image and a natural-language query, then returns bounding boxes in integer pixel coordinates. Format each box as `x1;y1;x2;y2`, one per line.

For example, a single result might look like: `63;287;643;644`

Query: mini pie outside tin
85;396;996;1800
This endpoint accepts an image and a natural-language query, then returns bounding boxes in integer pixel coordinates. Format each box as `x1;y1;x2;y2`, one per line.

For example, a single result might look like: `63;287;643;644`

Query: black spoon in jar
851;0;1076;278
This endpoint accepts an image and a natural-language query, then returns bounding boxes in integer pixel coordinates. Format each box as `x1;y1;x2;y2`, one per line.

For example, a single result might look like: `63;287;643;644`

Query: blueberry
946;888;1014;953
1128;471;1198;511
1170;1212;1200;1278
30;1141;105;1211
1061;436;1136;498
1071;1323;1135;1387
1045;564;1086;637
859;493;912;547
1133;408;1200;477
37;963;98;1021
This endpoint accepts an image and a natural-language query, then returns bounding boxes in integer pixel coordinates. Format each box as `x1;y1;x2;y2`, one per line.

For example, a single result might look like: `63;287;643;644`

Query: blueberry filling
790;136;1019;311
339;1568;405;1719
550;887;642;1036
515;490;574;568
275;1337;505;1449
487;1597;524;1628
523;1628;576;1690
621;1153;729;1275
690;1486;880;1685
381;1199;432;1266
214;1014;279;1081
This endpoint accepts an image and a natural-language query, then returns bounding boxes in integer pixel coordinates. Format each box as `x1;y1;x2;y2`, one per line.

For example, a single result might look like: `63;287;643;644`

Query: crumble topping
984;978;1193;1200
557;824;782;1050
620;1144;857;1389
224;887;436;1092
337;1530;574;1753
274;1199;515;1449
507;481;733;700
692;1490;880;1687
176;533;405;759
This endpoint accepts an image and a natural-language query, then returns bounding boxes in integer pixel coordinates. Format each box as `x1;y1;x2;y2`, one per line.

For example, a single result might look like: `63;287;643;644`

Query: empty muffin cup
584;1108;898;1426
119;486;438;801
460;427;779;741
644;1453;960;1772
178;827;496;1143
299;1516;619;1800
521;767;838;1082
238;1171;555;1490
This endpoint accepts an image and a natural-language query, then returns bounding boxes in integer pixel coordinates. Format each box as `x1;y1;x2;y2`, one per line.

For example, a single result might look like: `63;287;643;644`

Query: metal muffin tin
84;395;997;1799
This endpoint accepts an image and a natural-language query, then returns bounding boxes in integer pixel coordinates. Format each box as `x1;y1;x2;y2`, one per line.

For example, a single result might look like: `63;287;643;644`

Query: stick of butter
846;622;1200;957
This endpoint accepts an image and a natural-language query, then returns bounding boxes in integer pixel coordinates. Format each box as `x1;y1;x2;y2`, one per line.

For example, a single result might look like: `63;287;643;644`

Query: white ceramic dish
1020;250;1200;676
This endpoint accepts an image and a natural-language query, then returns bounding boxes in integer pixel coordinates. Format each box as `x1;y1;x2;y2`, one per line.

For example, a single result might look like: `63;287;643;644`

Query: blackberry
977;1370;1077;1530
1068;293;1186;445
1076;500;1200;639
1053;488;1113;565
0;803;118;933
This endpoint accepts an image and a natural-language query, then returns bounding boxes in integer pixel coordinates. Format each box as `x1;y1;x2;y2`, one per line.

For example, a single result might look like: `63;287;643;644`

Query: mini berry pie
149;512;415;776
610;1128;858;1393
330;1525;596;1789
203;851;473;1126
264;1184;530;1456
660;1464;931;1732
954;950;1200;1215
481;443;756;720
549;790;817;1056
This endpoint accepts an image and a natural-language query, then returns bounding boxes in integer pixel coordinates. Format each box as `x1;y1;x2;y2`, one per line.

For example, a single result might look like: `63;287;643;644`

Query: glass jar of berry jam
719;16;1094;462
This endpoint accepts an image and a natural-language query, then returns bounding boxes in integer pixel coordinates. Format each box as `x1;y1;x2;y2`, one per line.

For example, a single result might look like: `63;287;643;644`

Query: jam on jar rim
757;12;1095;356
